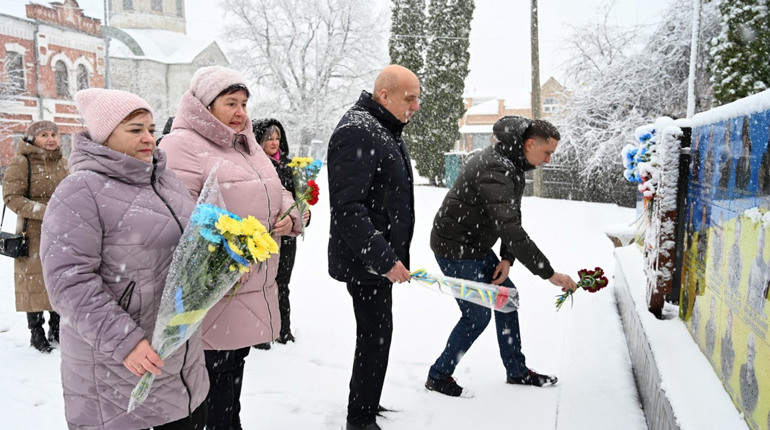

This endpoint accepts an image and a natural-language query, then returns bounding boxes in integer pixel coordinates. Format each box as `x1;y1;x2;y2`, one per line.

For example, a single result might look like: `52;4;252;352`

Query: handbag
0;156;31;258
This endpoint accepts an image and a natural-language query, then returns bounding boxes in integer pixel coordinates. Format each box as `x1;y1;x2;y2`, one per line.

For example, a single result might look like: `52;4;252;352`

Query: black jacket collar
356;91;406;137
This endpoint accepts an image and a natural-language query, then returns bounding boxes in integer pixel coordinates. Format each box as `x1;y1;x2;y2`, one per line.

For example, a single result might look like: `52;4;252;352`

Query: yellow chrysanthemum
229;264;236;272
240;216;262;236
208;244;216;252
216;215;242;235
226;238;244;257
287;157;314;168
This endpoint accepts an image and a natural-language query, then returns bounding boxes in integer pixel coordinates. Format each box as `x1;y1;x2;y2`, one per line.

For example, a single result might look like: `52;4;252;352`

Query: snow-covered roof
459;124;493;134
465;99;499;116
464;88;532;110
109;28;215;64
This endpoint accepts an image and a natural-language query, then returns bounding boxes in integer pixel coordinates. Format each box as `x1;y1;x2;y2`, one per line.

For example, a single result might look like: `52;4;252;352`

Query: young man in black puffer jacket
425;115;577;398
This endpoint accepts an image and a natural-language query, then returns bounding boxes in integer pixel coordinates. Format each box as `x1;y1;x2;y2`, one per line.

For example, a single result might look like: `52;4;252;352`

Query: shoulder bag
0;156;31;258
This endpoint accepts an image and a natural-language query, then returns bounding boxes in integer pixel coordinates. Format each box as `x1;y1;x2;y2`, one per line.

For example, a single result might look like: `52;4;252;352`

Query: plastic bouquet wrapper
555;267;609;311
128;169;279;412
410;268;519;312
279;157;322;238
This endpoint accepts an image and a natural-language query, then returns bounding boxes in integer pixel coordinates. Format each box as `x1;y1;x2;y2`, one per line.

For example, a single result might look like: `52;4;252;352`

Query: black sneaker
253;342;271;350
507;368;557;387
425;375;471;398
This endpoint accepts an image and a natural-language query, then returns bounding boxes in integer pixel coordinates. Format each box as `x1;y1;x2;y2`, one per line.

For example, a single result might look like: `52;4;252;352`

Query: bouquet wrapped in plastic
127;170;279;412
410;268;519;312
554;267;608;311
279;157;322;237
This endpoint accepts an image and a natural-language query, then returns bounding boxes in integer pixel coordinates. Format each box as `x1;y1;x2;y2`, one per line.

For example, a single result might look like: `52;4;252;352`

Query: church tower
110;0;186;34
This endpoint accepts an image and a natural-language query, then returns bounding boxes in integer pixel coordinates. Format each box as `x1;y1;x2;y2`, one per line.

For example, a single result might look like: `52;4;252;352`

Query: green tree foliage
709;0;770;105
389;0;426;75
408;0;474;185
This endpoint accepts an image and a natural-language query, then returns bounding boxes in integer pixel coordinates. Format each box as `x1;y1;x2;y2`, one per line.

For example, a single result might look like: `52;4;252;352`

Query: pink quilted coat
162;90;301;351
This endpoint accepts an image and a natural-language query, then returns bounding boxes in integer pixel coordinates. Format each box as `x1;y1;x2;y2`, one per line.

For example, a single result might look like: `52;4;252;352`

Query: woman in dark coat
252;118;309;345
2;120;68;353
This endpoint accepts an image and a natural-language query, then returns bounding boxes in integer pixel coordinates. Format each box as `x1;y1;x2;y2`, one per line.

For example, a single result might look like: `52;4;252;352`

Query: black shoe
276;332;295;344
377;405;395;417
507;368;558;387
30;327;53;354
425;375;469;397
253;342;271;350
346;422;381;430
47;312;60;344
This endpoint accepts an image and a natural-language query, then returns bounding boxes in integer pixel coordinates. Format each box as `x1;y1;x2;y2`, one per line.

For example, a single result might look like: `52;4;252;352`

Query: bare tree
221;0;388;156
551;0;719;205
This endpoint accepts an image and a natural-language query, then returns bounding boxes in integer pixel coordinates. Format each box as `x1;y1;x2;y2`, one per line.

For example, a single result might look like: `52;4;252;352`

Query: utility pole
531;0;543;196
103;0;111;88
686;0;702;117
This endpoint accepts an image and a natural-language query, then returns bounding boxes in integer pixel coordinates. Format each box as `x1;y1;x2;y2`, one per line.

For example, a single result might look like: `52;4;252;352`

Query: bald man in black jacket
327;65;419;430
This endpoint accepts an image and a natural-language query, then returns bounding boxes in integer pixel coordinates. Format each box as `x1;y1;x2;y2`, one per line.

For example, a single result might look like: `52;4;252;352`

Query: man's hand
123;338;164;377
549;272;577;293
385;260;411;284
491;259;511;285
273;215;294;236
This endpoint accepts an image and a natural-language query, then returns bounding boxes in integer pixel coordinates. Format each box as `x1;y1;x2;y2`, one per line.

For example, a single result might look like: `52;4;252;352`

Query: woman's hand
274;215;294;236
123;339;164;377
303;209;311;227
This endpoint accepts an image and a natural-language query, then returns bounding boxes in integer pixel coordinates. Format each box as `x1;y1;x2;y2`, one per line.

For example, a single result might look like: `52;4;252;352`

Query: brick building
0;0;104;171
0;0;228;174
456;77;568;152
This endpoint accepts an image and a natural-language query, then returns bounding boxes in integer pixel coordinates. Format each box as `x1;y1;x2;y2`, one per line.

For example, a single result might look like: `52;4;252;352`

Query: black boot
47;311;60;344
27;312;53;354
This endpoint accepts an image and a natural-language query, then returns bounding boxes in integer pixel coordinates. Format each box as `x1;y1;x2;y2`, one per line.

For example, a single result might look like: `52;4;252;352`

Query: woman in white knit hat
40;88;209;429
163;65;302;430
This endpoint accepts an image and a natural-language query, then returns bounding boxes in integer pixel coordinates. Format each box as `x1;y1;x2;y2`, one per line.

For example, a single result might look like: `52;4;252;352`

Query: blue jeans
429;251;528;380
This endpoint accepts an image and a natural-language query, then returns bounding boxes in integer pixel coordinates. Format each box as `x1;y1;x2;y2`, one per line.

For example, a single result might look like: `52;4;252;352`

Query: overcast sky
3;0;675;92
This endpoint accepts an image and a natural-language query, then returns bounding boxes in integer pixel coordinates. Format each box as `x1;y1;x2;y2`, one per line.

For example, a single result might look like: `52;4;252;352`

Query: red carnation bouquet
278;157;322;237
555;267;608;310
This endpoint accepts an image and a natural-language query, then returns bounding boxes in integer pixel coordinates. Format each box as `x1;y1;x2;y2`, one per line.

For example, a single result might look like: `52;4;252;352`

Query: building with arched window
0;0;227;173
106;0;229;122
0;0;104;171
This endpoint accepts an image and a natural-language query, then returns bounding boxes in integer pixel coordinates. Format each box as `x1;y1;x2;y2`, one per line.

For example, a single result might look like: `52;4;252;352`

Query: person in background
155;115;175;147
162;66;301;430
327;64;419;430
252;118;311;348
425;115;577;398
2;120;68;353
40;88;208;429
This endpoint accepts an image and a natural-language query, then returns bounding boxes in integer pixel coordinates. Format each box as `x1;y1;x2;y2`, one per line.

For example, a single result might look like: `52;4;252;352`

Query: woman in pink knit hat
162;65;302;430
40;88;209;429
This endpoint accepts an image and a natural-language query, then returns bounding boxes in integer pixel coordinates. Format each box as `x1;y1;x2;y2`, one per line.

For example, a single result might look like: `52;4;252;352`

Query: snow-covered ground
0;166;742;429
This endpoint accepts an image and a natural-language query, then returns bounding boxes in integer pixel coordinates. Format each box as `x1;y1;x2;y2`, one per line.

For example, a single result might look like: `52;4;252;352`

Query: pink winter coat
40;133;208;429
162;90;301;350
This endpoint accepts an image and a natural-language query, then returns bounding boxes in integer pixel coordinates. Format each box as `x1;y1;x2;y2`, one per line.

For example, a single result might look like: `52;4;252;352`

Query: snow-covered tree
389;0;427;76
552;0;719;205
221;0;387;156
709;0;770;105
410;0;474;186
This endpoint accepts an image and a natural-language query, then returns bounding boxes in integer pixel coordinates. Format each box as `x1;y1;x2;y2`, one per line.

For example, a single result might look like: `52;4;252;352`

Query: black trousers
204;347;250;430
346;282;393;427
277;281;291;335
147;401;207;430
